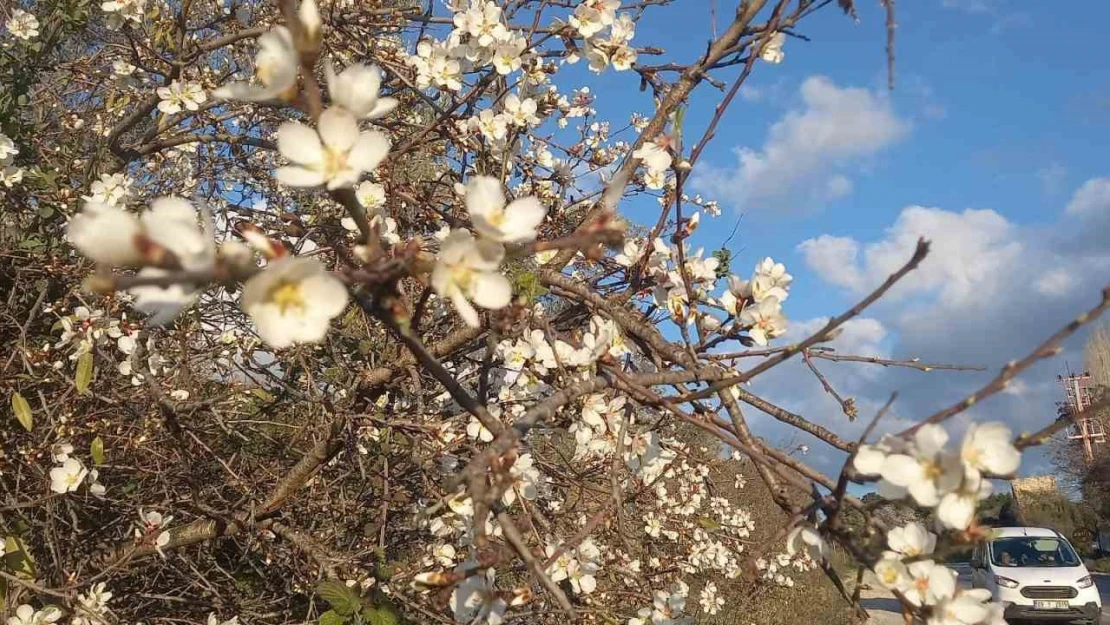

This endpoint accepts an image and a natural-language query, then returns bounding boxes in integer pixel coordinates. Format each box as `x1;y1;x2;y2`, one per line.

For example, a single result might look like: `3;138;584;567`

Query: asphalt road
1097;574;1110;622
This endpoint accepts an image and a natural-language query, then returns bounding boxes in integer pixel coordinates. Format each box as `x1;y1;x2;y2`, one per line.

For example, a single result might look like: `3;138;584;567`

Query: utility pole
1059;369;1104;464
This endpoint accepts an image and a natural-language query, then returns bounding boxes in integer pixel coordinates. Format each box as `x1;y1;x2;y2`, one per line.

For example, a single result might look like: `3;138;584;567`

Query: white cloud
789;317;889;358
693;76;909;212
1035;268;1076;297
1065;177;1110;218
798;206;1022;306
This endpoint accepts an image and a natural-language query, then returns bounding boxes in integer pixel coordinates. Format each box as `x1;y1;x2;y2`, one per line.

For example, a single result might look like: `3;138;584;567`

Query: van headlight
1077;575;1093;589
995;576;1020;588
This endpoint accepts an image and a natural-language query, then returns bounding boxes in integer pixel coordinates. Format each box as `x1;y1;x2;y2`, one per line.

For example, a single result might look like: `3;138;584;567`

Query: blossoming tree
2;0;1108;624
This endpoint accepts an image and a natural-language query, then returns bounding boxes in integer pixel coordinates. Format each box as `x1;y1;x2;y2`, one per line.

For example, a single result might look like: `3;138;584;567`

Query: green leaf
250;388;274;403
38;205;54;219
91;436;105;465
76;351;94;395
11;392;32;431
362;604;400;625
4;535;36;578
697;517;721;530
319;610;346;625
316;581;362;616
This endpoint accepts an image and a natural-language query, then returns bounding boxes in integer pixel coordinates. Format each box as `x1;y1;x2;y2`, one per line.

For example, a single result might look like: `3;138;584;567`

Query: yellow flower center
922;459;942;481
321;147;348;180
450;265;476;292
258;60;276;86
270;281;305;314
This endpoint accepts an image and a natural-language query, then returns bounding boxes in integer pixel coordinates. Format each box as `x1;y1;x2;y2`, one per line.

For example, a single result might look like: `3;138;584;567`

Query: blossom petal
365;97;399;119
277;121;324;166
469;272;512;310
348;130;391;172
318;107;360;153
451;290;480;327
275;166;327;188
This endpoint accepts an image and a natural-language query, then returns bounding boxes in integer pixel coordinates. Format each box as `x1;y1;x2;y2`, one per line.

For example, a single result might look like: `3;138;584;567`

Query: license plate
1033;600;1069;610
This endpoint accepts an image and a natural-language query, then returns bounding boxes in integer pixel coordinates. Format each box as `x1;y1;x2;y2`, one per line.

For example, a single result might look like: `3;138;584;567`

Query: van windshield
990;537;1080;568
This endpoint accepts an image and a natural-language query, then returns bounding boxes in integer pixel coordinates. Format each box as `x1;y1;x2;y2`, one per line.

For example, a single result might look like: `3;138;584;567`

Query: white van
970;526;1101;624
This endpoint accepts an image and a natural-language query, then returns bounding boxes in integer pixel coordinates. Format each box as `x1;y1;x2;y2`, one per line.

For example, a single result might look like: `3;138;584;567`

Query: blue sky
574;0;1110;484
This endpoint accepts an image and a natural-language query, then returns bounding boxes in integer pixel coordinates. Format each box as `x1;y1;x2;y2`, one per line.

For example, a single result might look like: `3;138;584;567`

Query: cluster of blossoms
545;538;602;595
407;0;530;90
719;256;792;345
156;80;208;115
854;421;1021;530
777;421;1024;624
615;234;792;346
432;176;547;327
53;306;124;361
83;173;133;207
567;0;638;72
461;92;544;155
0;131;23;187
627;580;691;625
632;138;674;190
873;522;1004;625
4;8;39;40
71;583;113;625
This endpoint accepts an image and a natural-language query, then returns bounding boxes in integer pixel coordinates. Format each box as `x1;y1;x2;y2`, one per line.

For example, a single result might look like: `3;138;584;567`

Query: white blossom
698;581;724;615
67;203;144;267
927;589;999;625
241;257;350;348
936;472;992;531
750;257;793;302
879;424;963;507
450;566;506;625
0;133;18;161
432;229;511;327
465;176;546;243
6;10;40;40
491;38;526;75
214;27;298;102
759;32;786;64
786;524;828;561
50;457;89;493
632;140;672;174
902;559;956;607
502;93;540;127
325;62;399;119
276;108;390;189
959;421;1020;480
101;0;144;28
739;296;787;345
886;522;936;558
6;605;61;625
83;173;133;207
356;181;387;210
